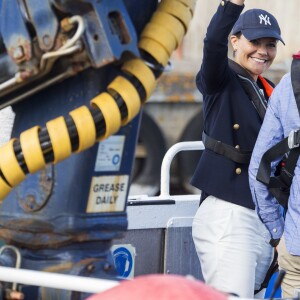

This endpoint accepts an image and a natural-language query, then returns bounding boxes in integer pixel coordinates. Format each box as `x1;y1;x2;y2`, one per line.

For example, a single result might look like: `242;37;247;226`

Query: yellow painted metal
108;76;141;125
0;177;11;201
69;106;96;153
141;23;177;56
20;126;46;173
0;139;26;186
121;58;156;100
46;117;72;163
150;11;185;47
91;92;121;140
158;0;193;31
138;37;169;67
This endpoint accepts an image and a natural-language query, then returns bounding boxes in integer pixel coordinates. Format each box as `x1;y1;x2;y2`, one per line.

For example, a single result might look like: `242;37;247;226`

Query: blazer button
221;0;225;6
233;124;240;130
235;145;240;149
236;168;242;175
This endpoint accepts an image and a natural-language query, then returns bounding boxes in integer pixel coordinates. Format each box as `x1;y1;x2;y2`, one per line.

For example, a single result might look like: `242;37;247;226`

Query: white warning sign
95;135;125;172
86;175;129;213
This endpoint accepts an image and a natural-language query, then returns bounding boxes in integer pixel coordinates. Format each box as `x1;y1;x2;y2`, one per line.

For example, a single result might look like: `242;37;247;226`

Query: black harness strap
292;56;300;112
257;137;290;185
202;132;252;164
237;74;267;121
229;59;268;121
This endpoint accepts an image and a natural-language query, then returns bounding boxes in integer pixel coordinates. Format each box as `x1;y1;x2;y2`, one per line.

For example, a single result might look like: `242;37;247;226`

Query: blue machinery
0;0;196;298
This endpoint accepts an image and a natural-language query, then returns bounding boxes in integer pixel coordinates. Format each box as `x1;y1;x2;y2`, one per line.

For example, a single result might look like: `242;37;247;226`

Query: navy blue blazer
191;2;273;209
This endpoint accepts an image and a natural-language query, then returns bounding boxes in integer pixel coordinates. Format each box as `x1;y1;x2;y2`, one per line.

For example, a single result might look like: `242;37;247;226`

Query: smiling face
230;34;278;81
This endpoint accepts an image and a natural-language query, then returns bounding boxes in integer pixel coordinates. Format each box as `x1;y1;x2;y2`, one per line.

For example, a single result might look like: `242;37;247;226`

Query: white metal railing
159;141;204;198
0;266;119;294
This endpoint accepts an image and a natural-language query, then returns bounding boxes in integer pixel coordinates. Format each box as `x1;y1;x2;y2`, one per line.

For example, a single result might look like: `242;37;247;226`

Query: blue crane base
0;67;141;298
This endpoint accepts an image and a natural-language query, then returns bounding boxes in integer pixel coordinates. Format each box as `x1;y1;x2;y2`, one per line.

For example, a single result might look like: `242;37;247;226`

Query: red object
86;274;229;300
293;51;300;59
258;75;274;98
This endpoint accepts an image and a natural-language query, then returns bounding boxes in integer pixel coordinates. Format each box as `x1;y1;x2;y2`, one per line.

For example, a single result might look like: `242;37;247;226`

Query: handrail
0;266;119;294
159;141;204;198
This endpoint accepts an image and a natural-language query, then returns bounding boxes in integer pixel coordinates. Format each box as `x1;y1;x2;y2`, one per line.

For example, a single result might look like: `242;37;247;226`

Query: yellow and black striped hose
0;0;196;200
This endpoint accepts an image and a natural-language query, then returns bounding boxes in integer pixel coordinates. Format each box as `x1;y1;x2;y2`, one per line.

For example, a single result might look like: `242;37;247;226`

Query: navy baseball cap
232;9;285;45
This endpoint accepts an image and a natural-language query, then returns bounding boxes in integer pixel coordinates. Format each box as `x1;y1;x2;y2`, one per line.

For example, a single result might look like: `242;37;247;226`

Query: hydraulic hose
0;0;197;200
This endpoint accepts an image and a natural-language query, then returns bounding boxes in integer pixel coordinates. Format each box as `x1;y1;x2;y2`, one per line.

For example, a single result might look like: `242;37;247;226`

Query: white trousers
192;196;273;299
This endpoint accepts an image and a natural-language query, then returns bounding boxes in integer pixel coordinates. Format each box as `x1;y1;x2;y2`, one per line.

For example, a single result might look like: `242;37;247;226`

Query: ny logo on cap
259;14;271;26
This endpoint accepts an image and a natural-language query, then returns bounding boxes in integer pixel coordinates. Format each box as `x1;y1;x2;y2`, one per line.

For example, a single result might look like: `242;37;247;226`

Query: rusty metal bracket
23;0;59;51
0;0;33;64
